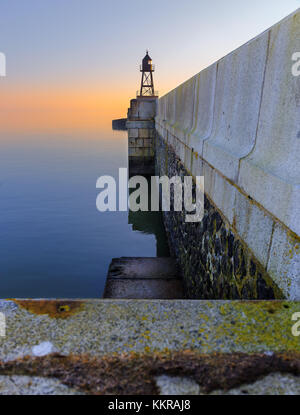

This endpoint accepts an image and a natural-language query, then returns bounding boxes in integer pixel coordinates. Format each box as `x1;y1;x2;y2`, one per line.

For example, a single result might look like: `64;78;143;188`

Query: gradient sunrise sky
0;0;299;133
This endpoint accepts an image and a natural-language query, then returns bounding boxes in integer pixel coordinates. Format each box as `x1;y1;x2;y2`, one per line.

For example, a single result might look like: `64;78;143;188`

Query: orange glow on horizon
0;84;134;134
0;72;186;135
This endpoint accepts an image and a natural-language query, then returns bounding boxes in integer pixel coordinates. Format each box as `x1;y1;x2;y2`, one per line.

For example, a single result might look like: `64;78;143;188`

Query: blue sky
0;0;299;131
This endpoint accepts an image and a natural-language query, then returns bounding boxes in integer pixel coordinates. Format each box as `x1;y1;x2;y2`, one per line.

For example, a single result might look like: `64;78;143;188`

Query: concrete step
103;257;184;299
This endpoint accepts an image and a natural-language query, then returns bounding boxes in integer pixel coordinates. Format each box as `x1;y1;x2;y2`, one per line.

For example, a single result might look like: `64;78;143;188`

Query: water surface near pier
0;131;168;298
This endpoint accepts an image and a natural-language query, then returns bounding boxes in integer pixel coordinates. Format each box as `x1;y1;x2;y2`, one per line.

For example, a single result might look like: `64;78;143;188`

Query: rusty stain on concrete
11;300;84;319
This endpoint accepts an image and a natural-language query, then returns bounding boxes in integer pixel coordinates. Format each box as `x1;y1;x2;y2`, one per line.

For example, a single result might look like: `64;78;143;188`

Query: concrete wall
128;97;157;120
155;9;300;300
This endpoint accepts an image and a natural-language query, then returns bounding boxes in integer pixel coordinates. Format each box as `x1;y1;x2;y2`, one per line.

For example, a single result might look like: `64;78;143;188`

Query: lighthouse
125;51;158;175
138;51;156;97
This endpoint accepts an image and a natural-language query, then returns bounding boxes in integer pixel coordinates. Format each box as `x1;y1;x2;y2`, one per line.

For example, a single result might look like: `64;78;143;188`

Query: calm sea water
0;131;169;298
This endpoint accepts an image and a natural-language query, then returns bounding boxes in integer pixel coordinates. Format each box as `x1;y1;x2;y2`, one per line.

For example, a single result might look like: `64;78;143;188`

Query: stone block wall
127;96;157;175
155;9;300;300
156;134;283;299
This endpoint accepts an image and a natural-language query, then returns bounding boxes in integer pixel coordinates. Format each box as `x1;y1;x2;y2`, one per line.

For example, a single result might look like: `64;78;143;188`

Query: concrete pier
112;118;127;130
155;9;300;300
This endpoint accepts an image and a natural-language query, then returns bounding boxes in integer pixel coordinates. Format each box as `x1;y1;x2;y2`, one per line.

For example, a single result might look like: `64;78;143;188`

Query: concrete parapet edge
0;299;299;362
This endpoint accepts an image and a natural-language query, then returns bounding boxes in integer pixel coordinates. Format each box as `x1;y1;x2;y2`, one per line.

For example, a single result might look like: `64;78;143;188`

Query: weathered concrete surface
103;257;183;299
0;299;299;362
0;375;83;395
155;375;200;395
155;373;300;395
155;9;300;299
173;76;196;142
203;31;268;182
127;97;157;121
239;11;300;236
104;279;184;299
0;299;299;394
127;120;154;129
210;373;300;395
189;64;217;151
267;223;300;301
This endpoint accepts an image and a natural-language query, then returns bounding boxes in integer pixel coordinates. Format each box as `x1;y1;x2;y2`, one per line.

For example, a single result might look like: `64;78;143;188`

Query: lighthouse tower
139;51;156;97
126;51;158;175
